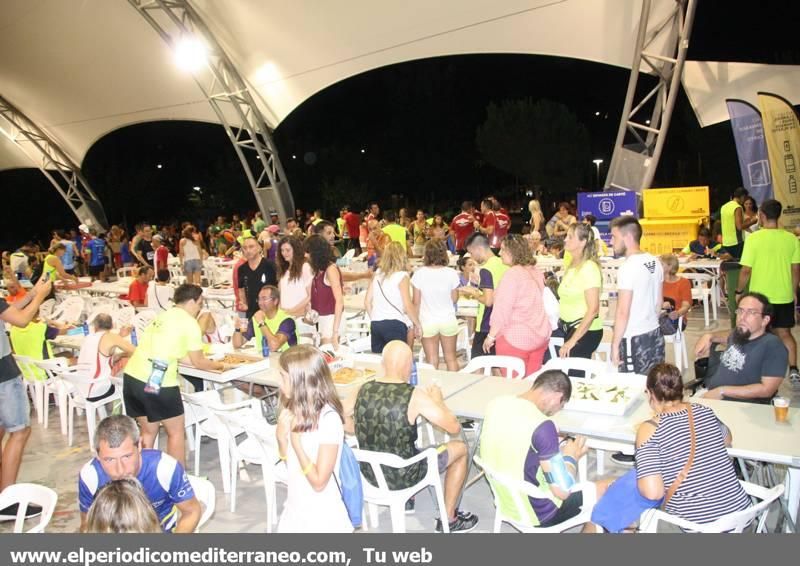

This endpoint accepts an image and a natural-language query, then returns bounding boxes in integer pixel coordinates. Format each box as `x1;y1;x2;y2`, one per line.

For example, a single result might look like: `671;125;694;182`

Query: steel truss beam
0;95;108;230
605;0;697;192
128;0;294;225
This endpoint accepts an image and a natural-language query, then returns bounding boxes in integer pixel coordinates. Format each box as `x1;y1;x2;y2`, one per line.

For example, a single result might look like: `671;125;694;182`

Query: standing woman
484;235;550;375
276;345;352;533
179;226;202;285
742;196;759;238
277;236;313;318
305;235;343;347
366;242;421;352
528;199;546;239
557;223;603;358
411;239;461;371
410;210;429;257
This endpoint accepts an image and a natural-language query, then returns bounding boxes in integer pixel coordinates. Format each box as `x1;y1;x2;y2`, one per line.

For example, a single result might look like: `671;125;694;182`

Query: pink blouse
489;264;550;351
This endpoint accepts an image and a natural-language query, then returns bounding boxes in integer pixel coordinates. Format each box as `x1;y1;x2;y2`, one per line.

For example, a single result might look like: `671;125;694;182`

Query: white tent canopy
0;0;678;172
682;61;800;128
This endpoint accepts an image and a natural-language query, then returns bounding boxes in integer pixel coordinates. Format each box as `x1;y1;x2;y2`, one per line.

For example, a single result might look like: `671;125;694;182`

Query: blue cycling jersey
78;449;194;531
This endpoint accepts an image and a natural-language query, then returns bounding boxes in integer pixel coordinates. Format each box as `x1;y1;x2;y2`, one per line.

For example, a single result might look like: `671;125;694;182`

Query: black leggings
563;329;603;358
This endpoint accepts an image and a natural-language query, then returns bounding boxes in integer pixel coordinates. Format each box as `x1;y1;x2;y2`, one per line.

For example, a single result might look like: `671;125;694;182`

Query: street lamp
593;159;603;189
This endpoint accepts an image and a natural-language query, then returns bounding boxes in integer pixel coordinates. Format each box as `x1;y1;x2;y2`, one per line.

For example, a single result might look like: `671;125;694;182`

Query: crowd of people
0;185;798;533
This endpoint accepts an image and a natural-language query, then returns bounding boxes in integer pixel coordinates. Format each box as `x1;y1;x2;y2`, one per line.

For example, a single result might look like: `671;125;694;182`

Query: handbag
658;312;678;336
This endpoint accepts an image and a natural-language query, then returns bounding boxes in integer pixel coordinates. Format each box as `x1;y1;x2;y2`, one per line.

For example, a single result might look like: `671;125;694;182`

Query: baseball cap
78;224;89;232
267;225;280;234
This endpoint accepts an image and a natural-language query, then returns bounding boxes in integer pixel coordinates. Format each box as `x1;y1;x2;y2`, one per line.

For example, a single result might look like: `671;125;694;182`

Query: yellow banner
758;92;800;230
642;186;709;219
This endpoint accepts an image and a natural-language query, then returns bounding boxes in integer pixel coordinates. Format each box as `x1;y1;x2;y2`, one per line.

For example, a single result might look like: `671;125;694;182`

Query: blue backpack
334;443;364;528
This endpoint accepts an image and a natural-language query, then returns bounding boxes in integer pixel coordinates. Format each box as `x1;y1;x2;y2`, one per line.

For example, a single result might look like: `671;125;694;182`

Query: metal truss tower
128;0;294;225
0;95;108;230
605;0;697;192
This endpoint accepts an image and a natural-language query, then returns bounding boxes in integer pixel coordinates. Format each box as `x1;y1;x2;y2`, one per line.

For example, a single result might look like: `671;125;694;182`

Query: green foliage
476;98;591;191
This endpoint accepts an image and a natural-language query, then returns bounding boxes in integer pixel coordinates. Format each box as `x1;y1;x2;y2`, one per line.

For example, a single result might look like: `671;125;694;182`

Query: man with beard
695;292;787;404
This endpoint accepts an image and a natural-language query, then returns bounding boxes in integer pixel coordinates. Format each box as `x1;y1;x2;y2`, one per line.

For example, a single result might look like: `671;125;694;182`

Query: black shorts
371;319;408;353
769;302;795;329
539;491;583;528
123;374;184;422
88;264;104;276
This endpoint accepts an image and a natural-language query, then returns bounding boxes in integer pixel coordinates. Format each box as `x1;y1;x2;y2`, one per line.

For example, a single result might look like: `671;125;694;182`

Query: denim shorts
183;259;202;274
0;376;31;433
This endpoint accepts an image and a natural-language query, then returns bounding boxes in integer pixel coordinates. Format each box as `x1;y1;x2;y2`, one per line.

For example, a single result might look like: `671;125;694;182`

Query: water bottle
261;335;270;358
81;322;89;336
130;327;138;347
410;358;419;386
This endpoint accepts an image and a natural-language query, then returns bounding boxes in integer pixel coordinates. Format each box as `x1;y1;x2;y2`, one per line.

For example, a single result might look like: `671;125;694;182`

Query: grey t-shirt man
706;333;787;404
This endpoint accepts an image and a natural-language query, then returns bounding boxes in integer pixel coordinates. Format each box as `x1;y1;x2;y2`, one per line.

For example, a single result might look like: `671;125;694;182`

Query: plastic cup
772;397;789;423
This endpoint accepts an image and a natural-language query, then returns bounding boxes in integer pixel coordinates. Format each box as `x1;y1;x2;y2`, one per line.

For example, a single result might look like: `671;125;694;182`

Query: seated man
126;266;153;308
479;369;609;530
78;415;201;533
76;314;136;402
146;269;174;313
695;292;787;404
343;340;479;533
681;227;720;258
231;285;297;352
9;315;72;376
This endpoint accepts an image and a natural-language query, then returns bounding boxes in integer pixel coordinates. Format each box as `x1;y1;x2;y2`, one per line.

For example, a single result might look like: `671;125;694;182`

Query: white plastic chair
131;310;157;336
639;481;784;533
181;389;255;496
463;355;526;379
663;318;689;373
474;455;596;533
51;295;85;324
13;354;48;425
353;447;450;533
0;483;58;533
38;298;56;320
58;367;123;450
33;357;71;434
113;306;136;329
215;411;286;530
116;266;138;279
187;474;216;532
681;272;717;325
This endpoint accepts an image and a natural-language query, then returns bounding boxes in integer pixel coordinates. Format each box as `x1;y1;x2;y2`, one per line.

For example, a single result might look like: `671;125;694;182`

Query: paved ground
3;305;798;533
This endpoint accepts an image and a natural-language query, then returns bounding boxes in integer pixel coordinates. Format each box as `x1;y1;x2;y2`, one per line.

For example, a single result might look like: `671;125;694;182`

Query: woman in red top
660;254;692;330
305;235;343;347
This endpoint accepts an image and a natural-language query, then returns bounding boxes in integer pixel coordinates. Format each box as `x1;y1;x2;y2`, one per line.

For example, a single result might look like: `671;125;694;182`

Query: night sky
1;0;797;250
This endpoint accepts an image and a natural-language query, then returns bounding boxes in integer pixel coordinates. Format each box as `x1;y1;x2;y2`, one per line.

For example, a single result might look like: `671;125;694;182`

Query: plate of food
565;379;641;416
332;367;377;386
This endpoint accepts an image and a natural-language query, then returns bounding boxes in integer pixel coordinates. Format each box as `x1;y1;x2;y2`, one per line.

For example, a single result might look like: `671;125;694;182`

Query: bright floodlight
157;164;163;169
593;159;603;165
193;186;201;192
174;36;208;73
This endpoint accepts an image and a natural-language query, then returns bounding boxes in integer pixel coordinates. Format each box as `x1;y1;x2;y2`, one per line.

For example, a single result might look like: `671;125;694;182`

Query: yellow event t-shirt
557;260;603;331
382;223;408;251
740;228;800;304
125;307;204;388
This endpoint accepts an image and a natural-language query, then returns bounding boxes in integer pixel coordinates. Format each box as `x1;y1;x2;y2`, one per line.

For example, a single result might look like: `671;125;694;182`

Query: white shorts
317;315;344;341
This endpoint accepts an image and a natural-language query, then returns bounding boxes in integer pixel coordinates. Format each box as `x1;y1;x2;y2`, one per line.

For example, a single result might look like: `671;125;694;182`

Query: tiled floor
3;306;798;533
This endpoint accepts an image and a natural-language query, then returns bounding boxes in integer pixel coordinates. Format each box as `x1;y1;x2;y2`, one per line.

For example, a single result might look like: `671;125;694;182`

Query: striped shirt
636;404;750;525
